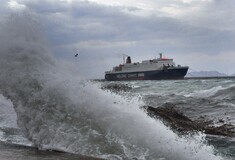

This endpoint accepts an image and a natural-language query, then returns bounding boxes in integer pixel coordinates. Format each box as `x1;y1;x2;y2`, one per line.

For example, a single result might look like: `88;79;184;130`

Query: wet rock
101;83;132;93
143;104;235;137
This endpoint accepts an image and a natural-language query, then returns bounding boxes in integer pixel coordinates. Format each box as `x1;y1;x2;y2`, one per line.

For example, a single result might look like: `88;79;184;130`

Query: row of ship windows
124;63;174;68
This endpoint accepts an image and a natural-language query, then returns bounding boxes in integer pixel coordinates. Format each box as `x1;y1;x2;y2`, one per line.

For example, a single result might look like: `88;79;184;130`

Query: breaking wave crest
184;84;235;99
184;86;224;98
213;85;235;99
0;12;225;160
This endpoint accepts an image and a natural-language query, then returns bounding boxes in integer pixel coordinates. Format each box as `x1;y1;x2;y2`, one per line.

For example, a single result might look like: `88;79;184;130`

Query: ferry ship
105;53;189;81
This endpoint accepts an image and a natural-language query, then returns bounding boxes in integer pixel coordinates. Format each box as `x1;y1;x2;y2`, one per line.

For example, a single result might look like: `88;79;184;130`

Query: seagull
75;53;78;57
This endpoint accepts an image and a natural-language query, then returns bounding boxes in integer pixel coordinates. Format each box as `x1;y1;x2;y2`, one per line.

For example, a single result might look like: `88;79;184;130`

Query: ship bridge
119;53;176;73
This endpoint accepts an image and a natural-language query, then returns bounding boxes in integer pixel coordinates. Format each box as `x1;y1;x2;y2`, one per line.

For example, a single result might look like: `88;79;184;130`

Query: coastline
0;142;104;160
184;76;235;80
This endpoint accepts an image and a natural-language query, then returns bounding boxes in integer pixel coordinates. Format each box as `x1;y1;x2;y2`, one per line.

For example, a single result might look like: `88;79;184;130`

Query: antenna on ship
159;53;162;59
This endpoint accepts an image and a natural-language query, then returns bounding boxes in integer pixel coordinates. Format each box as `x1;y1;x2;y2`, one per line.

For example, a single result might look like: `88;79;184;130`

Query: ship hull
105;67;189;81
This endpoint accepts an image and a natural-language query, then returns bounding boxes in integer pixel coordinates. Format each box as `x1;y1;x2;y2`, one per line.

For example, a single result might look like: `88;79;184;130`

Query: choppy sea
101;79;235;159
0;78;234;160
0;12;234;160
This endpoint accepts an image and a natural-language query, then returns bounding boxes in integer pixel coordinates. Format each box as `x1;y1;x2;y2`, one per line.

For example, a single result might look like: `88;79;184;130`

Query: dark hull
105;67;189;81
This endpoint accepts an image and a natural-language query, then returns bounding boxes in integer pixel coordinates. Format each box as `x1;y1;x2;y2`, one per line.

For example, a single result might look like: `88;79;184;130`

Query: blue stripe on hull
105;67;189;81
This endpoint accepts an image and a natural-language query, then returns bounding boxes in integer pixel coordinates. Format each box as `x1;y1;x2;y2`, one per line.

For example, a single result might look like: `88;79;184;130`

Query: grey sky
2;0;235;78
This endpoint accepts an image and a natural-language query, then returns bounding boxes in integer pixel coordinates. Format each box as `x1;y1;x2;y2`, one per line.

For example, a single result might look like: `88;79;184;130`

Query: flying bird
75;53;78;57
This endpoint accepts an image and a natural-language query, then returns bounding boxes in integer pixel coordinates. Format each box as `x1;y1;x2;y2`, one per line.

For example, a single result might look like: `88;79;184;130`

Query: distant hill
230;73;235;76
186;71;227;77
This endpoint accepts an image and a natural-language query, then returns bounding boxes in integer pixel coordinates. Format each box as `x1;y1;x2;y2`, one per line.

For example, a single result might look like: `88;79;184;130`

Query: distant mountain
186;71;228;77
230;73;235;76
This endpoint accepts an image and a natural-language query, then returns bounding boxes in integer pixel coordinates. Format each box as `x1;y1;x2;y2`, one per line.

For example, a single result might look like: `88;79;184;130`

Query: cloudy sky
1;0;235;78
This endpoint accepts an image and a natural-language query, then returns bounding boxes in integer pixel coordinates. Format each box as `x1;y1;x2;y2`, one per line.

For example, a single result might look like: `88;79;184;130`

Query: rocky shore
143;104;235;137
102;83;235;137
101;83;132;93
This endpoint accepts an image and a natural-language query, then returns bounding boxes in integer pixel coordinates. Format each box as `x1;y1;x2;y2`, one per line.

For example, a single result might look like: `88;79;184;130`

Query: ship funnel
159;53;162;59
126;56;132;64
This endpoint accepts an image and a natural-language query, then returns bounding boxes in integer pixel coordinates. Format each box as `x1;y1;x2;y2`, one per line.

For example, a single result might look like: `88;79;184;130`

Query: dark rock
143;104;235;137
101;83;132;93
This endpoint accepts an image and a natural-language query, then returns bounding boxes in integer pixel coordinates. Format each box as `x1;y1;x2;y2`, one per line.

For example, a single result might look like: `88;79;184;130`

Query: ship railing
105;71;115;73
